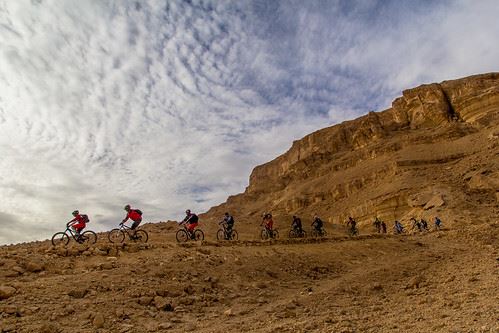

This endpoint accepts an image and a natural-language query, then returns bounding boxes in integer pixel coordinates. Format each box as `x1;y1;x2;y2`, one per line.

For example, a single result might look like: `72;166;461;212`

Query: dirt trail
0;225;497;333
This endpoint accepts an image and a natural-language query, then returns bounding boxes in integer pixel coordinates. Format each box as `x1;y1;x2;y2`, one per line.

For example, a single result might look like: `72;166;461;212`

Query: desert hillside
0;73;498;333
202;73;499;237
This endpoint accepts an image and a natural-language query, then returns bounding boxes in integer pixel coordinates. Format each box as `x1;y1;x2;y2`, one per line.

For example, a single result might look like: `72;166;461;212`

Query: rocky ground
0;222;497;333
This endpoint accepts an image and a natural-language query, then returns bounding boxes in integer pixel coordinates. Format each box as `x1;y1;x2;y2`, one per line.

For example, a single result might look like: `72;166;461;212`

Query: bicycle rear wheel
134;230;148;243
216;229;225;241
176;229;189;242
194;229;204;241
51;232;69;246
230;230;238;241
273;230;279;239
108;229;125;243
80;231;97;245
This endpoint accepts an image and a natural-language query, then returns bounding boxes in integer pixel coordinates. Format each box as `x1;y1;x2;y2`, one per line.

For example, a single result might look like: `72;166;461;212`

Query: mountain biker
381;221;387;234
121;204;143;232
347;217;357;234
181;209;199;239
311;214;324;234
434;216;442;229
420;218;429;231
291;215;303;234
220;212;235;239
410;217;421;232
261;212;274;238
69;210;88;237
394;220;404;234
373;217;382;233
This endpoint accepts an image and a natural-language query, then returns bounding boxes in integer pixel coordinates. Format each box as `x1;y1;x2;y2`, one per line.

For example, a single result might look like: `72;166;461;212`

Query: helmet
72;210;79;216
185;209;191;214
224;212;229;216
124;204;131;211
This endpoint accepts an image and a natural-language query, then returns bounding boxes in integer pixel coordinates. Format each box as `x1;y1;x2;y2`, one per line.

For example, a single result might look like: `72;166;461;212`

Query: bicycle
51;222;97;246
261;226;279;240
108;223;148;243
288;228;307;238
217;222;238;241
176;224;204;242
347;226;358;236
310;228;327;237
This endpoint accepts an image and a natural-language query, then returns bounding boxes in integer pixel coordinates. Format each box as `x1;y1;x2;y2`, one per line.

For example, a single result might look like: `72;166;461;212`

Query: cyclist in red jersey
69;210;88;236
121;204;143;230
181;209;199;239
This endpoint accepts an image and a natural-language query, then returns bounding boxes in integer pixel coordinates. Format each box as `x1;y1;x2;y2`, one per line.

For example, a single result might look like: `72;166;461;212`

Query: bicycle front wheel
134;230;148;243
230;230;238;241
51;232;69;246
194;229;204;241
216;229;225;241
176;229;189;242
80;231;97;245
261;229;269;240
273;230;279;239
108;229;125;243
289;230;296;238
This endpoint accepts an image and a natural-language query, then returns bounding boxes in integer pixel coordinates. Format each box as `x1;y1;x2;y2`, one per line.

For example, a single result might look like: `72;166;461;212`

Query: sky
0;0;498;245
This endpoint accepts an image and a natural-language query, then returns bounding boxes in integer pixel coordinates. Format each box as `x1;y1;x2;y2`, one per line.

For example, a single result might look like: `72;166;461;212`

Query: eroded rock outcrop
203;73;499;229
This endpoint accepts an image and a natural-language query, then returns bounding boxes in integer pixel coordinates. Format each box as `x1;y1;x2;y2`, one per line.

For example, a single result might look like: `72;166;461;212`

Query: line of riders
57;205;444;245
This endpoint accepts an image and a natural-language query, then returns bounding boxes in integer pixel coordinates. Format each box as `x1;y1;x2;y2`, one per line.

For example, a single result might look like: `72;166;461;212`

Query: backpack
81;214;89;223
134;209;143;216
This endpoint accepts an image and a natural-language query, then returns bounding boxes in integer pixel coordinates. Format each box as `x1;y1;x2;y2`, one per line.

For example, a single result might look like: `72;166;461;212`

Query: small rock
39;322;60;333
24;261;44;272
0;286;16;300
138;296;153;306
93;313;105;328
223;308;233;316
158;322;173;329
68;288;88;299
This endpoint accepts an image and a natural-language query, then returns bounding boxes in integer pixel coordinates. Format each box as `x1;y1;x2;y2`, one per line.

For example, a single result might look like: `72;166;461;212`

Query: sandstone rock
154;296;174;311
424;194;445;210
68;288;88;298
223;308;233;316
138;296;153;306
39;322;60;333
24;260;44;272
93;313;105;328
0;286;16;300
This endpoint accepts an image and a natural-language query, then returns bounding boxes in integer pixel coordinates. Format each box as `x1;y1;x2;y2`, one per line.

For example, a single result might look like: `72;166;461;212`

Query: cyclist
261;212;274;238
69;210;88;238
420;218;429;231
410;217;421;232
220;212;235;239
381;221;387;234
291;215;303;235
311;214;324;235
347;217;357;235
181;209;199;239
394;220;404;234
434;216;442;230
121;205;143;234
373;217;382;233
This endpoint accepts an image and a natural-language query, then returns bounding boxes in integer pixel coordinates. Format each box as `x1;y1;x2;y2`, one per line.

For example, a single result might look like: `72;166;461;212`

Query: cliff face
203;73;499;232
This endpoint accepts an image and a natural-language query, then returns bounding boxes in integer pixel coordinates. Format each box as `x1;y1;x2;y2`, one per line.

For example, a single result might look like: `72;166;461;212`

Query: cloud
0;0;497;244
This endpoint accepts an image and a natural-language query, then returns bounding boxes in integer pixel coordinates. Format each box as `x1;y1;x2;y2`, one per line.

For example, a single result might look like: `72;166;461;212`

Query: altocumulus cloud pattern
0;0;498;244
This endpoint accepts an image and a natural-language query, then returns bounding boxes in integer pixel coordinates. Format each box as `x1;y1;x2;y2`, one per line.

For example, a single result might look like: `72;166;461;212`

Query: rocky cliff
203;73;499;232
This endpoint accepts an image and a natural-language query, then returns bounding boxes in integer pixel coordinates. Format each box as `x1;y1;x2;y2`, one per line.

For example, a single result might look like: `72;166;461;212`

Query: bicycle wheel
216;229;225;241
311;229;319;238
134;230;148;243
321;229;327;237
51;232;69;246
80;231;97;245
289;230;296;238
194;229;204;241
230;230;238;241
301;230;307;238
108;229;125;243
261;229;269;240
273;230;279;239
176;229;189;242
